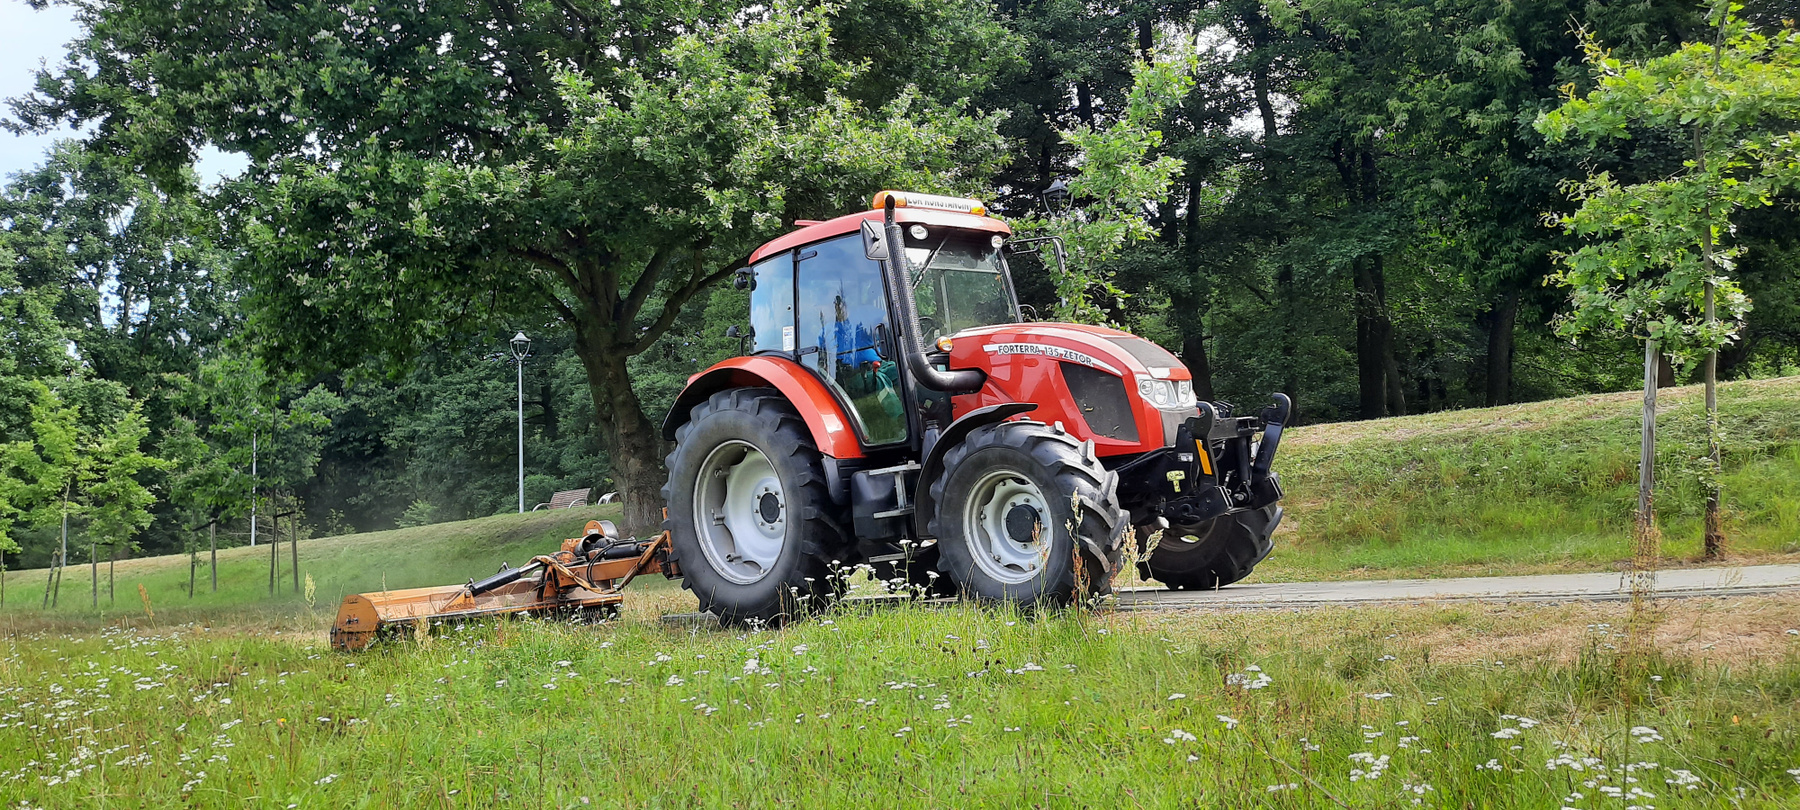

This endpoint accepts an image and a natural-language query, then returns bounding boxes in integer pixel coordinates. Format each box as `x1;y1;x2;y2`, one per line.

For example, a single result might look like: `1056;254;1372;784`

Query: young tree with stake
1537;5;1800;559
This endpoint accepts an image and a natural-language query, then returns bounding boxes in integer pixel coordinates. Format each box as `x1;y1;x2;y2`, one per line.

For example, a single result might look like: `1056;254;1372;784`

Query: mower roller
329;520;677;652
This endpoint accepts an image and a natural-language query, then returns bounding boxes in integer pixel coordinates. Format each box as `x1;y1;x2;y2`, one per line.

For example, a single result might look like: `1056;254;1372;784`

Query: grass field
4;378;1800;807
2;377;1797;623
4;597;1800;807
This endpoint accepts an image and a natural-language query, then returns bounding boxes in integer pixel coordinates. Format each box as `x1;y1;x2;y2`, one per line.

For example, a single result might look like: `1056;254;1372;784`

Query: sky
1;1;246;184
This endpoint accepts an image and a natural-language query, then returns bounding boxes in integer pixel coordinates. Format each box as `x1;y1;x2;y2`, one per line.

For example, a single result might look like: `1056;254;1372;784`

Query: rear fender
662;356;866;460
913;402;1038;537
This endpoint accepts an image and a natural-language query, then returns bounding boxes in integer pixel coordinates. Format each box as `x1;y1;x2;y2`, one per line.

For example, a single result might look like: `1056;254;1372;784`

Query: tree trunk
1353;257;1397;419
1484;295;1518;407
1695;114;1725;560
1277;266;1300;405
1628;339;1661;654
268;510;278;596
1178;167;1214;402
1703;286;1724;559
210;521;217;593
1639;339;1658;528
42;549;56;609
1243;8;1279;143
1383;334;1408;417
291;496;301;593
90;542;97;609
576;340;669;535
1181;332;1215;403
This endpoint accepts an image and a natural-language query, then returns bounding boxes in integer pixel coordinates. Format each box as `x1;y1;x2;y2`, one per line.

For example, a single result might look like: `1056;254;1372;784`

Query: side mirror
723;324;753;355
860;219;889;261
732;267;756;291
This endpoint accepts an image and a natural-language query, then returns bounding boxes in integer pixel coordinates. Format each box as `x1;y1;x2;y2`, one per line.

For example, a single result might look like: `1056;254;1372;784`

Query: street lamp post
510;332;532;513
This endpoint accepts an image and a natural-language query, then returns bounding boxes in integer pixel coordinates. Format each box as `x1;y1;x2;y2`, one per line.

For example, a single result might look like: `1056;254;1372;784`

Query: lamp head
510;331;531;359
1039;178;1072;215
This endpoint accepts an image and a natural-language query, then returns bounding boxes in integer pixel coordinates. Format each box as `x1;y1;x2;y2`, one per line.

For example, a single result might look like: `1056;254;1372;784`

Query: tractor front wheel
928;421;1124;607
662;388;846;625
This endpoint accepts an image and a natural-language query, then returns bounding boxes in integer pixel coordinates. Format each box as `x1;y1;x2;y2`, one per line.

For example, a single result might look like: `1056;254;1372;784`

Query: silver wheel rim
692;440;786;585
961;469;1052;585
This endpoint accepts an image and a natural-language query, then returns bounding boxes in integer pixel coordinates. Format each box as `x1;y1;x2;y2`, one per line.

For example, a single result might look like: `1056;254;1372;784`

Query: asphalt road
1114;563;1800;611
659;564;1800;625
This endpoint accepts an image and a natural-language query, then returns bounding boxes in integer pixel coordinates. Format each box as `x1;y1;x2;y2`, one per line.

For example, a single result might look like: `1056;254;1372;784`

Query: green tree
18;1;1012;531
1;143;236;556
0;379;161;605
1010;57;1193;325
1537;6;1797;558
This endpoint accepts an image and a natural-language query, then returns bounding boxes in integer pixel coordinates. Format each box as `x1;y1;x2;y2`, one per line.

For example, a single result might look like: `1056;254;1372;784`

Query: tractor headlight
1137;377;1171;408
1138;377;1195;410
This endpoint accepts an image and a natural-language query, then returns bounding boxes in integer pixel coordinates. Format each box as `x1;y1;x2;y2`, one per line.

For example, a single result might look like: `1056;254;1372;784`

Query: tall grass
3;601;1799;807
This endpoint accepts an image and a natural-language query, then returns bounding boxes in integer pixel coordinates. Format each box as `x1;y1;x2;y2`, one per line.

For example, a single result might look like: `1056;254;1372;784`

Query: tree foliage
1539;7;1800;358
4;0;1798;557
1011;57;1193;324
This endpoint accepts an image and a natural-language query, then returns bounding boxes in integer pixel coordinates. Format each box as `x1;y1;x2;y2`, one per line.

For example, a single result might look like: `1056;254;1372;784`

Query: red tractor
661;191;1289;623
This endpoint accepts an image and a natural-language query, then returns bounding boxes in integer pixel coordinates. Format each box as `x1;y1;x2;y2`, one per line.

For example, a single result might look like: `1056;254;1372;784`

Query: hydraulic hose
881;198;986;394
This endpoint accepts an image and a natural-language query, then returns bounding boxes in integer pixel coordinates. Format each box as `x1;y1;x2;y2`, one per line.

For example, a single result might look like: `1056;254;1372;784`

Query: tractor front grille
1061;362;1138;442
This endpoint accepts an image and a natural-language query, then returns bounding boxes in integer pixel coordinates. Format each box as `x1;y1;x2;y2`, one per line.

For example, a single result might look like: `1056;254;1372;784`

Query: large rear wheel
1145;505;1281;590
663;388;847;625
928;421;1124;607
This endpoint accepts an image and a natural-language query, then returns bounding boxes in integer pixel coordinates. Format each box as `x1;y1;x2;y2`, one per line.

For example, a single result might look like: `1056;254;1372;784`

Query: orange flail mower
329;520;678;652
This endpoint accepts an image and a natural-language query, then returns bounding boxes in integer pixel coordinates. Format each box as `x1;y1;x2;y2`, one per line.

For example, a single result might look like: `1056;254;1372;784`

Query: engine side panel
945;323;1194;457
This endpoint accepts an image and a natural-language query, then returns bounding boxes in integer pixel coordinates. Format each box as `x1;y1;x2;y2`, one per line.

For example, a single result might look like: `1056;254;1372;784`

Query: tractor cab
728;191;1021;449
660;191;1291;624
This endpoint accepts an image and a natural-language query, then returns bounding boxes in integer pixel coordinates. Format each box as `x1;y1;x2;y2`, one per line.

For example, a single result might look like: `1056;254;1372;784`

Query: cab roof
745;207;1012;266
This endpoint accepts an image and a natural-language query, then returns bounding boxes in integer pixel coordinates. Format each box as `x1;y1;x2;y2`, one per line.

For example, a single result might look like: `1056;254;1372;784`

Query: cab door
795;234;908;446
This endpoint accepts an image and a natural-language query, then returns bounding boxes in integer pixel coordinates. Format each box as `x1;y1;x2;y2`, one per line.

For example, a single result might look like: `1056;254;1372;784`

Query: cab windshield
904;229;1019;341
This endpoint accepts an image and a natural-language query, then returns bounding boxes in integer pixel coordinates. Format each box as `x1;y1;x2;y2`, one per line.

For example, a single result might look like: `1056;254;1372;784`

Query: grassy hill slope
1258;375;1800;580
0;505;648;620
3;377;1796;620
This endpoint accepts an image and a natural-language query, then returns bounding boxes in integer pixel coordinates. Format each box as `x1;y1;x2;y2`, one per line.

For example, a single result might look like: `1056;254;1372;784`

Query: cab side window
748;253;794;354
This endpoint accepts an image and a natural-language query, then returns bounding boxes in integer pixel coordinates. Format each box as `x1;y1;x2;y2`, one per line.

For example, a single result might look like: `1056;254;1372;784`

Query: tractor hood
943;322;1198;457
